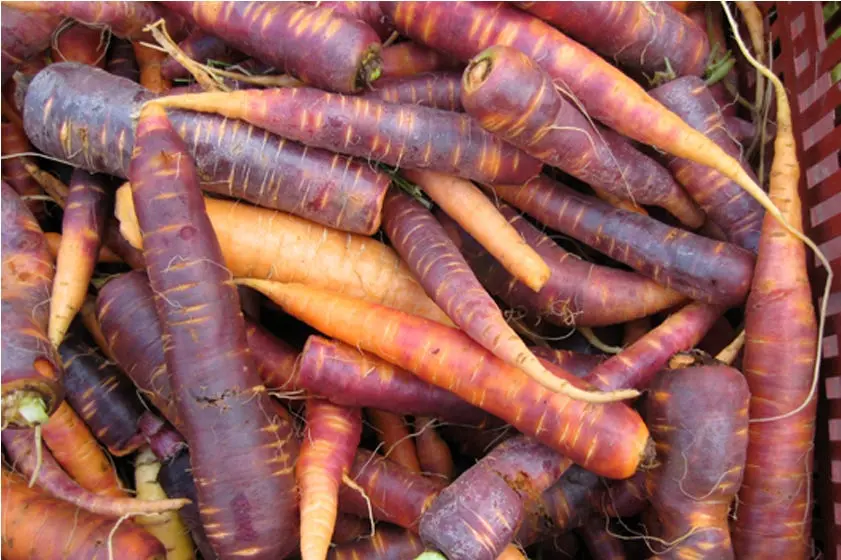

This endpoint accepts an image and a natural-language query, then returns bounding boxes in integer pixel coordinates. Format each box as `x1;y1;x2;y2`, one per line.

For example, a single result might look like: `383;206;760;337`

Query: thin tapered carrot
115;184;450;324
79;296;116;361
45;232;123;263
238;280;649;478
368;409;422;474
133;42;172;93
414;417;454;482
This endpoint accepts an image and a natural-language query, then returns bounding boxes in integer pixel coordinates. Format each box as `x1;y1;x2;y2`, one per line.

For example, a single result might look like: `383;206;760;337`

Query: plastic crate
770;3;841;558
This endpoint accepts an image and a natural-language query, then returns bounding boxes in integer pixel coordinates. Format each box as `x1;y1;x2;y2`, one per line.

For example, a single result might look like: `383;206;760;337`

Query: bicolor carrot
45;232;123;264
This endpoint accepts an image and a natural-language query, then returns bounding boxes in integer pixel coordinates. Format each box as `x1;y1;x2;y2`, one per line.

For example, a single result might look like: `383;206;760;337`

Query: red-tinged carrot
517;1;708;77
645;364;749;559
461;46;704;228
528;348;605;378
381;42;461;79
493;176;755;306
129;104;299;559
45;232;123;264
328;526;426;560
160;30;245;81
239;280;649;477
115;186;448;324
593;471;649;520
623;317;651;346
578;516;626;560
245;321;300;391
133;42;171;93
369;409;422;474
361;71;463;111
649;75;764;253
24;63;391;234
150;89;544;185
724;116;759;143
51;22;108;67
161;1;382;93
414;417;454;481
295;335;490;426
440;204;687;328
316;1;394;40
107;37;139;81
1;468;167;560
332;513;369;545
1;183;62;428
299;400;363;560
0;120;45;217
49;169;110;347
0;5;60;85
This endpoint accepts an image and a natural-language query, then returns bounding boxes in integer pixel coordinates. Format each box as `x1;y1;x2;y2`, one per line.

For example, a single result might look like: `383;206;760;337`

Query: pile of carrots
0;1;831;559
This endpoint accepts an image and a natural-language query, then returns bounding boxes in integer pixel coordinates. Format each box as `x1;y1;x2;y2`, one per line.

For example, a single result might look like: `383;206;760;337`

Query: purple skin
361;71;463;111
23;63;390;235
318;1;394;40
649;76;764;253
327;525;426;560
106;38;139;82
162;1;382;93
160;30;245;80
577;514;627;560
0;5;60;85
493;176;756;307
530;348;604;378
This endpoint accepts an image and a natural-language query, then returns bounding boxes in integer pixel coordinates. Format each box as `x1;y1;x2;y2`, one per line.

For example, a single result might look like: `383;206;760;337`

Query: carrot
161;1;382;93
134;447;196;560
493;176;755;306
245;321;300;391
0;4;60;85
133;42;172;93
1;468;167;560
1;182;62;428
51;22;108;67
724;116;759;143
115;185;448;324
440;203;686;327
49;169;111;347
517;1;709;77
239;280;649;477
24;63;391;235
298;400;363;560
107;37;139;81
160;30;245;80
380;41;461;79
1;120;45;218
129;103;299;559
593;471;649;519
528;348;605;378
45;231;123;263
645;364;749;559
369;409;422;473
360;71;463;111
327;526;426;560
153;87;542;185
649;75;764;253
578;515;627;560
316;1;394;40
414;417;454;481
461;46;704;228
332;513;369;545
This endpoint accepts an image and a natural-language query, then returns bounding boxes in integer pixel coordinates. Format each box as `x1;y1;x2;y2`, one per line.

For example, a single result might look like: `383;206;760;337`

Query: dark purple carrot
332;513;369;545
153;86;542;184
528;348;605;378
440;204;686;328
361;71;463;111
381;41;461;79
160;30;245;81
461;45;703;228
107;38;139;81
649;76;764;253
577;515;627;560
24;62;390;235
103;214;146;269
493;176;755;306
1;120;45;218
245;321;300;391
316;1;394;40
327;525;426;560
128;103;299;559
162;1;382;93
0;5;60;86
1;182;62;428
724;116;759;143
517;1;709;77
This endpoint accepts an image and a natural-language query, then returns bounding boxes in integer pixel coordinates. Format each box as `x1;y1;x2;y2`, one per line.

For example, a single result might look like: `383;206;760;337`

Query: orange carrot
414;417;454;482
45;232;123;263
369;409;422;474
133;41;172;93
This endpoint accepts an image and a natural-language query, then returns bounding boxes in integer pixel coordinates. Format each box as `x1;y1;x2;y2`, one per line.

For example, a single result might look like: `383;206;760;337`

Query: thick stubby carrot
361;71;463;111
317;1;394;40
1;183;62;428
494;176;755;306
46;232;123;264
415;417;454;481
152;88;544;184
49;169;110;347
646;365;749;559
24;63;390;235
440;204;686;327
59;326;146;456
0;5;60;85
299;400;363;560
161;30;245;80
162;1;382;93
381;41;461;79
577;516;626;560
327;526;426;560
461;46;703;227
116;187;448;324
129;104;299;559
649;76;764;253
369;409;422;473
133;43;171;93
518;2;708;77
296;336;489;426
241;280;650;478
107;37;139;81
1;469;167;560
51;22;107;67
1;120;45;217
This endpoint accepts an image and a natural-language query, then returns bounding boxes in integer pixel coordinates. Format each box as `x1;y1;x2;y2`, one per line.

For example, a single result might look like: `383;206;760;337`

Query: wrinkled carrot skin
381;41;461;79
0;5;60;85
415;417;454;481
1;120;45;217
494;177;755;306
361;71;463;111
462;46;703;227
51;22;107;67
160;30;245;80
646;365;749;559
578;516;626;560
1;183;63;428
369;409;422;473
317;1;394;40
339;449;446;531
327;526;426;560
162;1;382;93
133;43;171;93
24;63;390;235
649;76;764;253
107;37;139;81
156;86;542;185
440;204;686;327
59;326;146;456
129;105;299;559
295;336;490;426
518;1;708;77
45;232;123;264
1;469;167;560
245;280;650;479
299;401;363;560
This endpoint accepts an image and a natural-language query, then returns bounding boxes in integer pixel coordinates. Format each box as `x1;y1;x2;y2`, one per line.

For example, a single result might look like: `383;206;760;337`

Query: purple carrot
327;525;426;560
0;5;60;85
317;1;394;40
160;29;245;80
381;41;462;79
361;71;463;111
106;38;139;81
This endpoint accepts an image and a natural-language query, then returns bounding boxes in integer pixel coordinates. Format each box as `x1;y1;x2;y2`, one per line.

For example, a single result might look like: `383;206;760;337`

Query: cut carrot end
464;55;492;92
17;394;50;426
